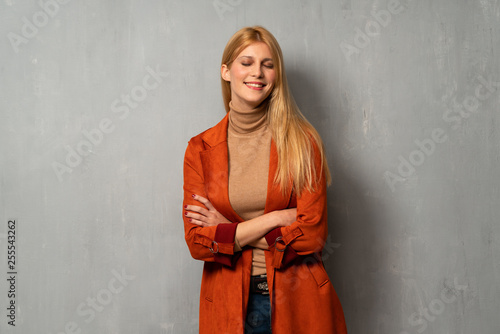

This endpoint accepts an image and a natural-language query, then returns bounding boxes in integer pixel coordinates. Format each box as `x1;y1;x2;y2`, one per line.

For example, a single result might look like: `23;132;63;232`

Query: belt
250;274;269;295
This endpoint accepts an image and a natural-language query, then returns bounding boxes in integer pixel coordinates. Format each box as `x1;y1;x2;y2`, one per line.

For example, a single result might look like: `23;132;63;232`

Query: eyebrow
238;56;273;62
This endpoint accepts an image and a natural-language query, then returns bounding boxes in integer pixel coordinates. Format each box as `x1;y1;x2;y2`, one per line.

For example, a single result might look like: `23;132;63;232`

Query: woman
182;26;347;334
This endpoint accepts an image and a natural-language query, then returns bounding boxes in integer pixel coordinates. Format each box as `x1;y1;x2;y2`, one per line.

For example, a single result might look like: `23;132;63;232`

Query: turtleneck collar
228;100;269;135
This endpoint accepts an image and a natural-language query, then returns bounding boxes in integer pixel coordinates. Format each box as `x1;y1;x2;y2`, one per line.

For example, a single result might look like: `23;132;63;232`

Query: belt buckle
252;274;269;295
257;281;268;292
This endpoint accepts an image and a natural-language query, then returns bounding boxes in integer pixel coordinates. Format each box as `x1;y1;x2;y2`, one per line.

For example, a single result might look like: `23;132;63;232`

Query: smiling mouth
245;82;266;89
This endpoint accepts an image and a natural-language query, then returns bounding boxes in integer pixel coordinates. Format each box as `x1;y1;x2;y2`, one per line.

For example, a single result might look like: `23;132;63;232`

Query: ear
221;64;231;82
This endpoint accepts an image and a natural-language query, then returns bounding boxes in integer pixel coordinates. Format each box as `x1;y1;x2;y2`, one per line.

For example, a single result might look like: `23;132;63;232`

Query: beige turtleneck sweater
227;100;271;276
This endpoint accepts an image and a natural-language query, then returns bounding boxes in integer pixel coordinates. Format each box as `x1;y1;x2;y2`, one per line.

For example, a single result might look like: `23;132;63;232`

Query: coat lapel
199;114;242;223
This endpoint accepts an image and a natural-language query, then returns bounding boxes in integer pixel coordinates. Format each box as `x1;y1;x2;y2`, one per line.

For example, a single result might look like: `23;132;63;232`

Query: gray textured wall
1;0;499;333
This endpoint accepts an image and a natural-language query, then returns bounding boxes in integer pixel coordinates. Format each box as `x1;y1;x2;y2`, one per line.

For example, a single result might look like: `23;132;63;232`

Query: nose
251;64;264;78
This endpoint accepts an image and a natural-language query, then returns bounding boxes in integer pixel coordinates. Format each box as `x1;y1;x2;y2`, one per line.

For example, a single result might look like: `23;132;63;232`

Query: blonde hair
221;26;331;196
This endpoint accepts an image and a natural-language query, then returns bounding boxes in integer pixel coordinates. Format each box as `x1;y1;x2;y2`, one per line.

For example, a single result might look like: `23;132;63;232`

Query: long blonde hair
221;26;331;196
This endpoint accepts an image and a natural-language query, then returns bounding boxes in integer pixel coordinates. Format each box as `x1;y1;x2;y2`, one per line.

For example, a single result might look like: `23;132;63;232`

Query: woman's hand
273;208;297;227
185;194;232;227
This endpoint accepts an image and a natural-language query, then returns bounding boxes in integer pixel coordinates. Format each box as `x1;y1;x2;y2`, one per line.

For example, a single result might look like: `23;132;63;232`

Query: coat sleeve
183;137;240;267
265;140;329;269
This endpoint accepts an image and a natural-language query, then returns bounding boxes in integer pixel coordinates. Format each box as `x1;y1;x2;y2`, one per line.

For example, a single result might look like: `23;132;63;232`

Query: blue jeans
245;293;272;334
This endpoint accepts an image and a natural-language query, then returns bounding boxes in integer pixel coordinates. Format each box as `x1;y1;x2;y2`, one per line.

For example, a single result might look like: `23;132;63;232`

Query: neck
228;100;269;134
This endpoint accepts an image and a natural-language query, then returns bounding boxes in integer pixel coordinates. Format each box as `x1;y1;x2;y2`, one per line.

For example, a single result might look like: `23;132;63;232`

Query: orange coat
183;113;347;334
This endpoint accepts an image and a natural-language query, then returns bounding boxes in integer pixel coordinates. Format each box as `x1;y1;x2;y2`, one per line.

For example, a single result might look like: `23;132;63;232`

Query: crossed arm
184;194;296;250
183;136;328;267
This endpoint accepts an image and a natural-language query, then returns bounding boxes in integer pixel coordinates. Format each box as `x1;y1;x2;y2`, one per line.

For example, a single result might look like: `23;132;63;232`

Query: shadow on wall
288;67;397;333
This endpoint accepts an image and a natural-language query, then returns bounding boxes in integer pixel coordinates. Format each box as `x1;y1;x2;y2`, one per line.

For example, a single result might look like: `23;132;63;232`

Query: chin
248;95;270;106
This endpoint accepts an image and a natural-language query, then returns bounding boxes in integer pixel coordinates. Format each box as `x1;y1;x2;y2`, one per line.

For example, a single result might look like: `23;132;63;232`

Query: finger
188;218;205;226
185;205;209;216
185;211;206;223
192;194;214;210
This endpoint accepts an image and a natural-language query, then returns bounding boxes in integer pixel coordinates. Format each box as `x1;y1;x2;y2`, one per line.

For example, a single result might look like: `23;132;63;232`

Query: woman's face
221;42;276;110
